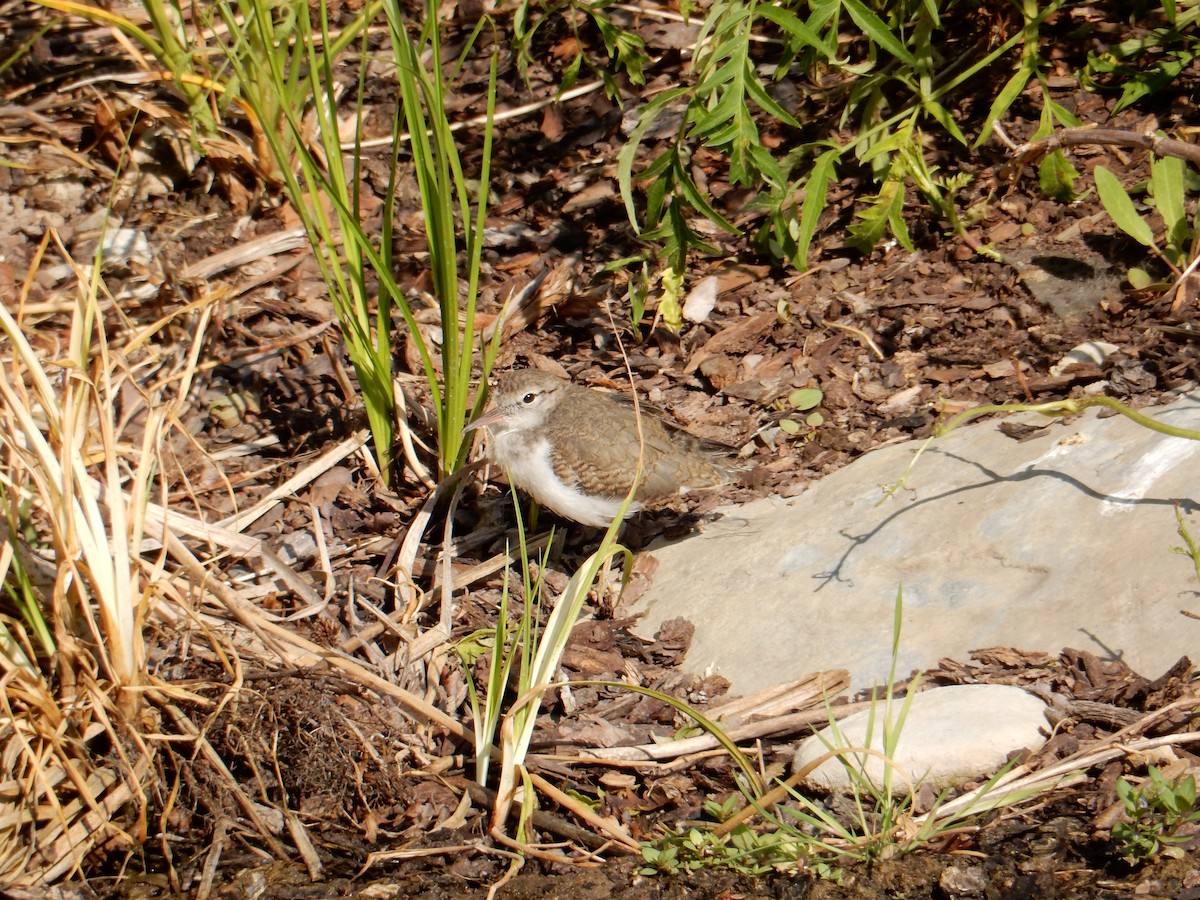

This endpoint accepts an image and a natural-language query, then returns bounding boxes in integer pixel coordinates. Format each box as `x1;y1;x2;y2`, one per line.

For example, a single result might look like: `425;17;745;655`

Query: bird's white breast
491;432;641;527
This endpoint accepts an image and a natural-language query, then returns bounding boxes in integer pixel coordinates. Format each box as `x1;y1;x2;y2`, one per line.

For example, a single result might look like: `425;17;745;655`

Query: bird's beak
463;406;508;434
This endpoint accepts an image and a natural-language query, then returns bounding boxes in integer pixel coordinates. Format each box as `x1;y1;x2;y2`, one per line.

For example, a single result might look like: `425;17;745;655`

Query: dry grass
0;224;272;885
0;216;483;884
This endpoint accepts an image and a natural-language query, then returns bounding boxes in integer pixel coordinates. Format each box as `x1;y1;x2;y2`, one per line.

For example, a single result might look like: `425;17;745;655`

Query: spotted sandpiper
465;369;736;527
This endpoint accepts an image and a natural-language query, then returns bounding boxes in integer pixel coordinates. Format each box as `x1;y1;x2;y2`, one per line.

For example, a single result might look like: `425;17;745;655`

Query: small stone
940;863;988;897
792;685;1048;793
277;529;318;565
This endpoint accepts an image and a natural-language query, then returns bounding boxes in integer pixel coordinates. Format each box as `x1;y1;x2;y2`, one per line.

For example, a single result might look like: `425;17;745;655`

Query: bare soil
3;0;1200;897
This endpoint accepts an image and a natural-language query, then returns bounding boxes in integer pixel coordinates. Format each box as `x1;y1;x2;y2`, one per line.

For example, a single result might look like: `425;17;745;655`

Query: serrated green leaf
840;0;917;67
558;52;583;94
858;128;906;166
676;166;740;234
791;149;840;268
848;175;906;253
748;143;787;189
922;99;967;146
640;146;677;182
744;64;801;128
756;4;826;53
644;159;670;228
1095;164;1155;246
616;88;690;228
889;190;914;251
690;84;743;139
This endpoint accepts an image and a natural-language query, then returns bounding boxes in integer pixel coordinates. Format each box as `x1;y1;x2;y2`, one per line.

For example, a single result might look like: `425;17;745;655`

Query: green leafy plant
977;0;1080;206
217;0;499;482
765;586;1057;866
204;0;376;180
37;0;498;482
776;387;825;440
511;0;650;95
1094;155;1200;288
640;588;1059;874
1082;2;1200;115
458;502;556;789
1171;504;1200;582
456;486;633;834
1112;767;1200;862
769;589;934;861
386;1;501;478
208;0;398;483
617;0;798;277
612;0;1074;287
638;815;818;877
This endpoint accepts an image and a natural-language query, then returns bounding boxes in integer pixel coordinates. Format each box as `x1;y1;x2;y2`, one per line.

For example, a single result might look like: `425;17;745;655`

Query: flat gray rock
793;685;1049;792
632;393;1200;693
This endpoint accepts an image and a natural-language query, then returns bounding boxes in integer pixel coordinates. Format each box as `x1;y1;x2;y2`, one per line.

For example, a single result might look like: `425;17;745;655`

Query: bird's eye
521;391;537;404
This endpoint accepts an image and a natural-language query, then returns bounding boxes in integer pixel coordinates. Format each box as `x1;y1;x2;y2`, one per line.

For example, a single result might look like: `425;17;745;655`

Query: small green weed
1171;504;1200;583
638;798;839;879
639;589;1061;876
0;491;54;665
457;489;632;836
1093;154;1200;289
1112;767;1200;862
641;591;926;875
776;388;825;441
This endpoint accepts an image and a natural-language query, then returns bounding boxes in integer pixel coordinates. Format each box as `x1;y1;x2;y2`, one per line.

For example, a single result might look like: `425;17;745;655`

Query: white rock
683;275;719;323
793;684;1048;793
1050;341;1119;376
632;391;1200;692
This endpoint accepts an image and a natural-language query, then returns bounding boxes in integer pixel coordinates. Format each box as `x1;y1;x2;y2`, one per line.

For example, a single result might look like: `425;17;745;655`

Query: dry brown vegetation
2;0;1200;896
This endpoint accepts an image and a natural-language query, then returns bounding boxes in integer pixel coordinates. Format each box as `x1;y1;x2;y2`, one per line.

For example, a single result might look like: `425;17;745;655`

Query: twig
527;770;640;852
585;695;875;763
465;782;611;852
820;319;884;361
214;430;371;534
999;126;1200;183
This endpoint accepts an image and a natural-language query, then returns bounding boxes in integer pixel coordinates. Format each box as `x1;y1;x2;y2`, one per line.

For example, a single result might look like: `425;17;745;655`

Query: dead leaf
683;274;719;323
540;103;563;141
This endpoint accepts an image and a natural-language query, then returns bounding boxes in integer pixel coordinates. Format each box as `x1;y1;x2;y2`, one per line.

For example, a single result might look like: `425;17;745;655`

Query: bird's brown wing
592;385;740;457
547;387;730;502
